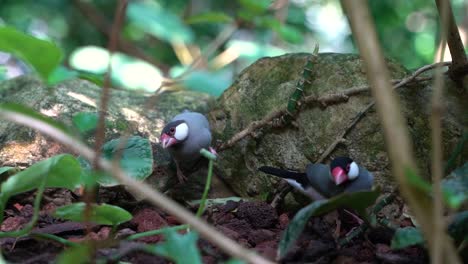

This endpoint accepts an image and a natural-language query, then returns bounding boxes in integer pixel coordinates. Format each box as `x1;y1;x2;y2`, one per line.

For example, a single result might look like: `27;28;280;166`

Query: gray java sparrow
259;157;374;200
160;111;215;183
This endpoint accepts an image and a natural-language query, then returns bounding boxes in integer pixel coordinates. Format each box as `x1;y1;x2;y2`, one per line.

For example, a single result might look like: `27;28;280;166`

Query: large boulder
209;53;467;205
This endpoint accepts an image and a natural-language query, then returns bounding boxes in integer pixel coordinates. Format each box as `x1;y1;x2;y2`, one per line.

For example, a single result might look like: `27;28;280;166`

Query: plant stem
0;175;46;238
196;159;214;217
32;233;79;247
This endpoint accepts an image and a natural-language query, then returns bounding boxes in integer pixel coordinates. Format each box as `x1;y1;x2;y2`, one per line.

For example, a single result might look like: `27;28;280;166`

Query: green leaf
54;202;132;226
254;16;281;30
0;103;72;136
448;210;468;244
144;229;202;264
0;26;62;79
72;112;99;135
442;162;468;209
47;66;104;86
278;189;380;257
277;25;304;44
47;66;79;85
0;167;16;176
0;154;81;210
56;244;91;264
80;136;153;187
127;2;194;43
223;260;246;264
76;72;104;86
186;12;233;24
391;227;424;249
279;200;327;258
0;166;18;184
405;165;467;209
238;0;270;14
178;70;231;97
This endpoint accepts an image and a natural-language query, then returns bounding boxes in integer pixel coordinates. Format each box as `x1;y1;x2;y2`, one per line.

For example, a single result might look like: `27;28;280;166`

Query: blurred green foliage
0;0;467;94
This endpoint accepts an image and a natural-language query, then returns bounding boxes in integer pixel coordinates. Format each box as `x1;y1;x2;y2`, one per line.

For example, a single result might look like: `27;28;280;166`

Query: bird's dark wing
258;166;309;189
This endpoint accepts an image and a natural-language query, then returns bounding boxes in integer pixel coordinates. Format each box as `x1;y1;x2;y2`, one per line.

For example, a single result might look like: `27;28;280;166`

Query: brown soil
0;190;428;263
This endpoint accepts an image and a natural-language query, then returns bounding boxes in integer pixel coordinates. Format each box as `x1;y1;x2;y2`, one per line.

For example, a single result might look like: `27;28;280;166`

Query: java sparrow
160;111;215;183
258;157;373;200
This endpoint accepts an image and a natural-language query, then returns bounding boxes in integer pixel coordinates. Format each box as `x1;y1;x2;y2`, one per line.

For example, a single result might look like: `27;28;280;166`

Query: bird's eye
346;164;350;172
169;127;175;134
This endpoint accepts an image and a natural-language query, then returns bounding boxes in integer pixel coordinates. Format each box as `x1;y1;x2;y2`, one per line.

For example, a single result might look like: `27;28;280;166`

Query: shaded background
0;0;467;96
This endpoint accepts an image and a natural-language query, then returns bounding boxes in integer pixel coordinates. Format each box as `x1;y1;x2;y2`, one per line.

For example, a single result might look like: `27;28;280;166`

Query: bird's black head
160;120;189;148
330;157;359;185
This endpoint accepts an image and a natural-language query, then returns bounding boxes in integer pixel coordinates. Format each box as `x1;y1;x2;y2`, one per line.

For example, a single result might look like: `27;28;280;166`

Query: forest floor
0;188;428;263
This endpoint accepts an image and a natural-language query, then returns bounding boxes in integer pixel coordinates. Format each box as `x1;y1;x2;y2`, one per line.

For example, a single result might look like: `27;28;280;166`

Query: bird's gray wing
344;166;374;193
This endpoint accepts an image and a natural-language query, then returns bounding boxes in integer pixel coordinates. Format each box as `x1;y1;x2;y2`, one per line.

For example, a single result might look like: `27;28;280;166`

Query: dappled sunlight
39;104;63;117
70;45;163;92
66;91;97;108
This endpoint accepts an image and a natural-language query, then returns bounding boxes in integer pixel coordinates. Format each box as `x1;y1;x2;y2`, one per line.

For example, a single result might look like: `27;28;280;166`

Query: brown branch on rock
316;62;449;163
219;61;449;153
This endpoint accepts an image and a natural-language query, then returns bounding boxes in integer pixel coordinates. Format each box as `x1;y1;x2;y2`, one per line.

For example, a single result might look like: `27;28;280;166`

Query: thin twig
0;111;274;264
434;0;468;80
431;1;450;263
171;23;238;82
84;0;127;253
340;0;460;263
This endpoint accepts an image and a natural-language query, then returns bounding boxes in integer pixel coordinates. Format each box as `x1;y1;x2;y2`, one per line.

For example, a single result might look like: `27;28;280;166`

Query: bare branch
431;1;450;263
434;0;468;80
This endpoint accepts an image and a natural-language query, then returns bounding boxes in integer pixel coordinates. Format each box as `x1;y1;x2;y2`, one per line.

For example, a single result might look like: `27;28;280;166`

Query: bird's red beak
331;167;348;185
160;133;177;149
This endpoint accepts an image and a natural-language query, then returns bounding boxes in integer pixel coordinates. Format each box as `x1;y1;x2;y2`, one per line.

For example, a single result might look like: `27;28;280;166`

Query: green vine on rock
283;44;319;123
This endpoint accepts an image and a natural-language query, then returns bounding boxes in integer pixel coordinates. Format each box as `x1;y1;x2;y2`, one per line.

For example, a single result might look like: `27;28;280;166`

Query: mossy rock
208;53;467;207
0;75;217;198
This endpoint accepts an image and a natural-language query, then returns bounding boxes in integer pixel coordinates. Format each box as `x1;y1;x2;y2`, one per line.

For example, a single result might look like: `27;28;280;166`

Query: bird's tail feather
258;166;307;181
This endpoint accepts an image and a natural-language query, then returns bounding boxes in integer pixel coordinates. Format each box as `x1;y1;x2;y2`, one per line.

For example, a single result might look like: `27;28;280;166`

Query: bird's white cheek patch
285;179;305;191
174;123;189;140
348;162;359;180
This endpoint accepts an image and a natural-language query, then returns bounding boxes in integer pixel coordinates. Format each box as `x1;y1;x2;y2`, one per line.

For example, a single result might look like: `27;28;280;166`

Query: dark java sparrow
259;157;373;200
160;111;215;183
